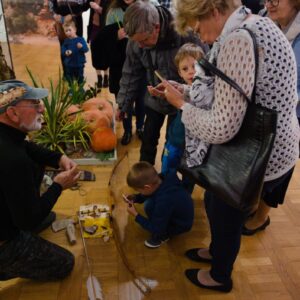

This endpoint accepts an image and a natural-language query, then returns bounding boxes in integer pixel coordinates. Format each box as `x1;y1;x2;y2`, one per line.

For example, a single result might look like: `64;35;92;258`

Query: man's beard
20;114;43;132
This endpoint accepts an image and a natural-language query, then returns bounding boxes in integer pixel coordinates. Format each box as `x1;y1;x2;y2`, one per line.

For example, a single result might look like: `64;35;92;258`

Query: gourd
81;110;110;133
66;104;81;121
82;98;113;121
91;127;117;152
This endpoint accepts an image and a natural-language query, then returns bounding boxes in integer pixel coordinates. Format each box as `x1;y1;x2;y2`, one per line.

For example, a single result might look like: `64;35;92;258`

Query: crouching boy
126;161;194;248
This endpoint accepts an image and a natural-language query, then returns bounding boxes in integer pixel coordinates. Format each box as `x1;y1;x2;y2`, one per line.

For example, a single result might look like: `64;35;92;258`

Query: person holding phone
116;1;205;164
125;161;194;248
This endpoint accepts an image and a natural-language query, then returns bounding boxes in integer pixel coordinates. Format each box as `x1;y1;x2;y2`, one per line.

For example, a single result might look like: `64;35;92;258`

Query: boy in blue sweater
126;161;194;248
61;21;89;84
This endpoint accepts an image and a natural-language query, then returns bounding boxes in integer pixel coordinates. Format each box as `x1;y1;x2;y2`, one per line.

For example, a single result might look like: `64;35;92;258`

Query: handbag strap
199;27;258;104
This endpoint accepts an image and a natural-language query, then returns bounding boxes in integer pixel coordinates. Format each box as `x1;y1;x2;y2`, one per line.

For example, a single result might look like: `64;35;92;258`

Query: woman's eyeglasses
264;0;279;7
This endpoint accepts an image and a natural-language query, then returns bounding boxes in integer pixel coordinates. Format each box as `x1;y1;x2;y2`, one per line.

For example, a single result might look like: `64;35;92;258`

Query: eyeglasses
264;0;279;7
13;100;44;111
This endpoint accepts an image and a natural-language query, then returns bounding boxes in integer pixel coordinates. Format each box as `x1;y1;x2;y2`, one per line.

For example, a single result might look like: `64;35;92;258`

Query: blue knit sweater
134;172;194;236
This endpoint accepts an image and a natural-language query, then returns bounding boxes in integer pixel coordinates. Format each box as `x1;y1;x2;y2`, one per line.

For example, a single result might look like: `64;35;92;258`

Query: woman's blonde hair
174;43;204;68
127;161;160;189
174;0;241;34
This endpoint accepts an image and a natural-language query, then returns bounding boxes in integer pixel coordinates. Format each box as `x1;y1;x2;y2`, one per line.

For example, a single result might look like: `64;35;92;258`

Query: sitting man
126;161;194;248
0;80;80;281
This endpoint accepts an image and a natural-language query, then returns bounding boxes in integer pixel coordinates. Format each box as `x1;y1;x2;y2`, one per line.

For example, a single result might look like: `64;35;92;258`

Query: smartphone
122;194;133;206
154;70;165;82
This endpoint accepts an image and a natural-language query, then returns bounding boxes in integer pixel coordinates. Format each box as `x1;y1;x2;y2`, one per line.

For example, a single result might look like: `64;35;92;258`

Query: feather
87;275;103;300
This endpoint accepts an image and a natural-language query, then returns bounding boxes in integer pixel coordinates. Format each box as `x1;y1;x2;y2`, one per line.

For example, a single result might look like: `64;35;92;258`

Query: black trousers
140;107;176;165
0;231;74;281
204;191;247;284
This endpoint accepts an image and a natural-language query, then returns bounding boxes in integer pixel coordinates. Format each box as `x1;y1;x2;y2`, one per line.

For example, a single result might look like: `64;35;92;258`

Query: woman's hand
147;81;184;100
161;80;185;109
118;28;127;40
90;1;103;14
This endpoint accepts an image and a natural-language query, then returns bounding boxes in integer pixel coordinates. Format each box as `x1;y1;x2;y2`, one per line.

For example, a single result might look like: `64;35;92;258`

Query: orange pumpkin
81;110;110;133
82;97;113;121
66;104;81;121
91;127;117;152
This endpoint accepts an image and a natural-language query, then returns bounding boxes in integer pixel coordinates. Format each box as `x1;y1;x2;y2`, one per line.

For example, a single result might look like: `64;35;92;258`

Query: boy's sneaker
144;236;169;248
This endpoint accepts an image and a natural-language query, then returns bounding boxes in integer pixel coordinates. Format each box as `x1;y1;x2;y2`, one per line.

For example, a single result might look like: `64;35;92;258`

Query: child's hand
118;28;127;40
77;42;83;49
65;50;72;56
126;194;137;202
127;204;138;217
168;80;184;93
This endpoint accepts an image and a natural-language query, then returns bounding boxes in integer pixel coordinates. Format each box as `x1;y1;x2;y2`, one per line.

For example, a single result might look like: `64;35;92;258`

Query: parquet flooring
0;42;300;300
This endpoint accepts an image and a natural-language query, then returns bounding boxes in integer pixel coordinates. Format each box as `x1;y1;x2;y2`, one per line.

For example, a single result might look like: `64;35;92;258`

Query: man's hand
127;203;138;217
53;166;81;190
116;108;125;121
59;155;77;171
147;85;166;98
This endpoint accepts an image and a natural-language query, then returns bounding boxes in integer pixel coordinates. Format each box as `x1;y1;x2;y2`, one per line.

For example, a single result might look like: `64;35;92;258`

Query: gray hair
124;1;160;37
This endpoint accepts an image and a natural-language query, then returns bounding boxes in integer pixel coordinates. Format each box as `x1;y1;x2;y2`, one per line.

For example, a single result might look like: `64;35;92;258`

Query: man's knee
45;247;75;281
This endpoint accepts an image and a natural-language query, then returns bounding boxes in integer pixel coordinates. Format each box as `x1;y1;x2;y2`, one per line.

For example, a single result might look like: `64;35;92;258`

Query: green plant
68;80;100;105
27;68;91;153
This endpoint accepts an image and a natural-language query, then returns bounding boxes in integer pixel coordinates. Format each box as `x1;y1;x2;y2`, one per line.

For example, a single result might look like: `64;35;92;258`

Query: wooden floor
1;43;300;300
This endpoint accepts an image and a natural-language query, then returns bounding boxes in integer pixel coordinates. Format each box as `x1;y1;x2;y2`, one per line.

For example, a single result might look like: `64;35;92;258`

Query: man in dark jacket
117;1;206;164
0;80;80;281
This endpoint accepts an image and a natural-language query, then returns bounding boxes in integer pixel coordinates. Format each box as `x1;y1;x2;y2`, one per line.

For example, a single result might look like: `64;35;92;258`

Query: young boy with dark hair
126;161;194;248
61;21;89;84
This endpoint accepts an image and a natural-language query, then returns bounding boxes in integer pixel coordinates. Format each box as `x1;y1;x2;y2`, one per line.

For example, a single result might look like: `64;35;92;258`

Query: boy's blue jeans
65;66;84;84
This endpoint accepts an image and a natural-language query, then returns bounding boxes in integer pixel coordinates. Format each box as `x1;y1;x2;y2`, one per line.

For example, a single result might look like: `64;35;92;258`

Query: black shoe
97;75;103;89
121;132;132;145
144;236;169;248
32;211;56;234
103;74;109;88
185;269;233;293
136;128;143;140
242;216;270;236
185;248;212;263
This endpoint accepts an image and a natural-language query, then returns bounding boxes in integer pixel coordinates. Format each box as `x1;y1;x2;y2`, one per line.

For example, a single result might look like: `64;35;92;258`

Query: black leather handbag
179;29;277;212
